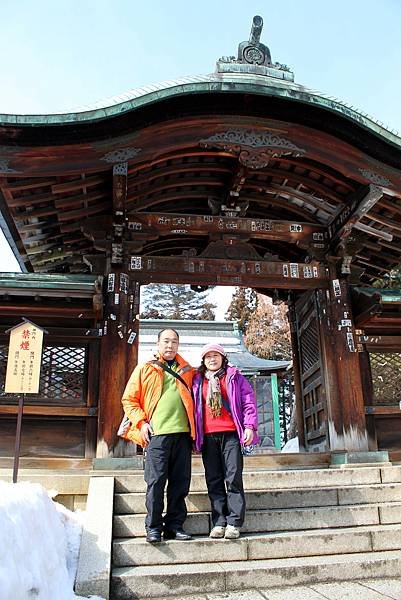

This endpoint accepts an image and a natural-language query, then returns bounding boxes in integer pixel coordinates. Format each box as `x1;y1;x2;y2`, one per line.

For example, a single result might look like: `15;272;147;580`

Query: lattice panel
300;319;319;373
370;352;401;406
0;344;87;405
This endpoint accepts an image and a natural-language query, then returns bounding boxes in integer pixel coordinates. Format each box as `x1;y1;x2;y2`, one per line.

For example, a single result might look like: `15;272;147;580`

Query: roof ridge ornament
238;15;271;66
216;15;294;82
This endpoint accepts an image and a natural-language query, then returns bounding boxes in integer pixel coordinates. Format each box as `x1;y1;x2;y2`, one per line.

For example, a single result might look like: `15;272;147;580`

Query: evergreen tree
140;284;216;320
198;302;216;320
225;287;258;331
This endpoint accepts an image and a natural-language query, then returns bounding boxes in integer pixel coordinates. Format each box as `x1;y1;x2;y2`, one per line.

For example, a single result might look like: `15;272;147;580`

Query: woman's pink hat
201;343;226;358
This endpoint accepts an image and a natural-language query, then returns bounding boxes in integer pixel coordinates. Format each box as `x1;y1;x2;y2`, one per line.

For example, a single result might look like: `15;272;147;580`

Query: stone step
112;501;401;538
110;549;401;599
112;523;401;567
114;482;401;514
115;466;388;494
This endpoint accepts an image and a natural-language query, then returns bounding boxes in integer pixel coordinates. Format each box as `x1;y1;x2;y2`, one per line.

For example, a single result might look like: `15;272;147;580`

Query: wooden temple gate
1;17;401;464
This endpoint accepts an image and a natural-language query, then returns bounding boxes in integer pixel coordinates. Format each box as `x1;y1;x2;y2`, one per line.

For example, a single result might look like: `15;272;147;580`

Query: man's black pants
144;432;192;532
201;431;245;528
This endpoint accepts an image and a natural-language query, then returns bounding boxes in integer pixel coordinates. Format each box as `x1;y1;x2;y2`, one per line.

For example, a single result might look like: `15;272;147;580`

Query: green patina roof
353;286;401;303
1;73;400;149
0;273;100;295
375;290;401;303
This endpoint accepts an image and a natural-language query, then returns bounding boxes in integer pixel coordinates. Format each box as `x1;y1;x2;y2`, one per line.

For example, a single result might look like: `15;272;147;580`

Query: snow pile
282;436;299;453
0;481;104;600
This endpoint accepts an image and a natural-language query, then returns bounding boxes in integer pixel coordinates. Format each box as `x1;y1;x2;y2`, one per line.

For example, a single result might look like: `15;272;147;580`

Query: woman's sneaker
209;525;226;538
224;525;240;539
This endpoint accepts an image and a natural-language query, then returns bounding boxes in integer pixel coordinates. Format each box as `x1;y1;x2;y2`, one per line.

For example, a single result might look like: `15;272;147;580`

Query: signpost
5;319;46;483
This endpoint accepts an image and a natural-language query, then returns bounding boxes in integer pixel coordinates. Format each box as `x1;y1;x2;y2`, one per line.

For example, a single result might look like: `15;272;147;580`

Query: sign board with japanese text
5;321;44;394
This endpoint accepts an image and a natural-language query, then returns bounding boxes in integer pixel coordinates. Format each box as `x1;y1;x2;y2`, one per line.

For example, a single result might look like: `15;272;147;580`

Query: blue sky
1;0;401;129
1;0;401;308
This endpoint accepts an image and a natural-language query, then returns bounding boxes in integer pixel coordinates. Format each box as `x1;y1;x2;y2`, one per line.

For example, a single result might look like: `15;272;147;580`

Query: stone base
93;456;144;470
330;451;391;468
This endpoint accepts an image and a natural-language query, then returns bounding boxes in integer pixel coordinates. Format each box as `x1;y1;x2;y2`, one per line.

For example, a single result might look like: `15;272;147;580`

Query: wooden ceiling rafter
268;156;355;192
51;174;107;194
374;237;401;256
127;150;237;176
363;246;401;265
248;166;345;203
129;158;341;203
4;178;56;192
1;107;401;281
128;163;232;190
135;178;221;196
6;190;56;208
232;194;322;222
18;220;57;233
265;184;334;222
54;190;107;210
376;197;401;217
365;212;401;235
355;256;390;274
128;158;341;203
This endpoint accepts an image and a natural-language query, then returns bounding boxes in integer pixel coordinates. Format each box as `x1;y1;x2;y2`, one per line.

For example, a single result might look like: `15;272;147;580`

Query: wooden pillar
96;273;140;457
317;270;368;451
96;162;141;457
287;299;306;451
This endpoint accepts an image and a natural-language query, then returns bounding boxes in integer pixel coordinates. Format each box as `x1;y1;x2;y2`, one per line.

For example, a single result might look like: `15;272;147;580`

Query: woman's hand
243;427;254;446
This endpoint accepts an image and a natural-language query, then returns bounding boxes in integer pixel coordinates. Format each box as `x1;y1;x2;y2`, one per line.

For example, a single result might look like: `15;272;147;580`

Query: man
121;328;195;543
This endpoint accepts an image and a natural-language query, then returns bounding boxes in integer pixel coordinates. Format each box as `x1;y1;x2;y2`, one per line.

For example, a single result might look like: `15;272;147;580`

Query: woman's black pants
202;431;245;528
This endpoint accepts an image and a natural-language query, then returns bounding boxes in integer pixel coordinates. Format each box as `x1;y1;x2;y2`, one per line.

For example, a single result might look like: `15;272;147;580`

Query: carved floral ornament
199;129;305;169
100;147;141;164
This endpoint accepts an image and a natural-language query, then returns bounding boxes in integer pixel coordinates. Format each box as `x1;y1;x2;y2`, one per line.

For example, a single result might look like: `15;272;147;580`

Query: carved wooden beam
126;212;328;247
128;254;327;289
225;163;248;208
328;185;387;275
328;184;384;243
111;162;128;264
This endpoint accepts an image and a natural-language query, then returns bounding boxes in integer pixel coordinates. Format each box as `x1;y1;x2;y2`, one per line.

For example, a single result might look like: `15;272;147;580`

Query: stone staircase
110;464;401;599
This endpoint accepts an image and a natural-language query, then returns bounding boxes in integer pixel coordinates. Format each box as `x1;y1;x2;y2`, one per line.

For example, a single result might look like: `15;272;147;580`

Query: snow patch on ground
282;436;299;453
0;481;104;600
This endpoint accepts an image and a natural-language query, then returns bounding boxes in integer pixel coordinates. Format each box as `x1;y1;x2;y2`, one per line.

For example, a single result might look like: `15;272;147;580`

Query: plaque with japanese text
5;321;44;394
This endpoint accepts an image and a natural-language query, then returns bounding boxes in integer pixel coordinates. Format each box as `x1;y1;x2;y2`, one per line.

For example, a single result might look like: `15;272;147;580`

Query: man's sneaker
209;525;226;538
224;525;240;539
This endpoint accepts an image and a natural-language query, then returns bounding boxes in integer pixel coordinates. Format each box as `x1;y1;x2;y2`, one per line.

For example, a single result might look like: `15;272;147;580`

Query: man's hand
243;428;254;446
140;422;153;447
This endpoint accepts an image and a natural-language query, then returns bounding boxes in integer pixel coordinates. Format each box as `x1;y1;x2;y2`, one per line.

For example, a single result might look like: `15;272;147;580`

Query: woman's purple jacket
192;365;259;452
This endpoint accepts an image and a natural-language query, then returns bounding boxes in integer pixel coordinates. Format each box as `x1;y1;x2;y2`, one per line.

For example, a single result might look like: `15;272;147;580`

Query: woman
193;343;259;539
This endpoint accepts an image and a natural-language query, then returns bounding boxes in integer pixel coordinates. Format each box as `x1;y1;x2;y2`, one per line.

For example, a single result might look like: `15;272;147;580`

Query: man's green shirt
151;365;190;435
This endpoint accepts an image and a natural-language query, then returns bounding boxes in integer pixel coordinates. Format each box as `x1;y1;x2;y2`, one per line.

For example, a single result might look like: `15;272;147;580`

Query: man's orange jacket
121;353;196;447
